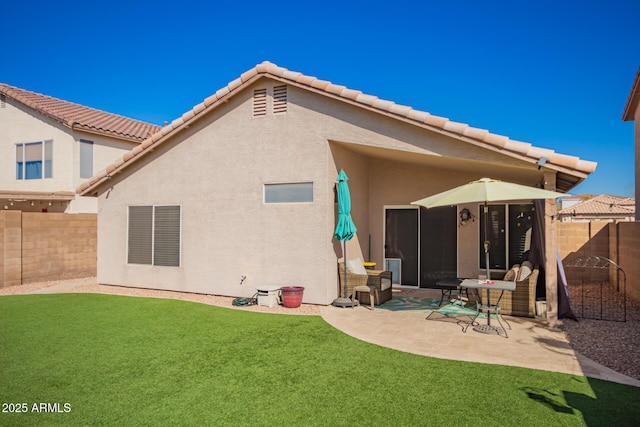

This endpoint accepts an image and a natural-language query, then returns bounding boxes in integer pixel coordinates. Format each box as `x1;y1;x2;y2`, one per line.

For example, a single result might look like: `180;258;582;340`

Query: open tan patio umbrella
411;178;567;280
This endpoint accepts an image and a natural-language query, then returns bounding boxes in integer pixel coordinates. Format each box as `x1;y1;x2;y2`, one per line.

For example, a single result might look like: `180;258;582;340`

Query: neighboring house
78;61;596;307
0;84;161;213
622;65;640;221
558;194;635;222
559;194;592;211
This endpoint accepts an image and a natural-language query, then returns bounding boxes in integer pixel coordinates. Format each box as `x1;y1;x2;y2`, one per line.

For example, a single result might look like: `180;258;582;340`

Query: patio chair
353;284;379;310
338;259;393;306
479;265;539;317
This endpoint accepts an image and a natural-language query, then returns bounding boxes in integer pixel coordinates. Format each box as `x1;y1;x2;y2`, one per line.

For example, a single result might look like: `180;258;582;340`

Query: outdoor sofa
479;264;539;317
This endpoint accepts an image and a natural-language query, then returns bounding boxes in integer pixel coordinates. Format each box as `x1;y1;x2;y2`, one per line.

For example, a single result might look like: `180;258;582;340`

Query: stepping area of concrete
319;288;640;388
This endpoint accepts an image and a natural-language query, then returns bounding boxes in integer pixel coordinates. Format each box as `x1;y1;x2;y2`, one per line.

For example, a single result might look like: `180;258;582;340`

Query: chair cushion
346;258;367;275
503;264;520;281
381;278;392;291
518;261;533;282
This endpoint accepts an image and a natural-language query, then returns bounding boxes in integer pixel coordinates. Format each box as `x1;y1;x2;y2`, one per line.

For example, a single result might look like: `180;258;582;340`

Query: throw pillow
346;258;367;275
518;261;533;282
503;264;520;281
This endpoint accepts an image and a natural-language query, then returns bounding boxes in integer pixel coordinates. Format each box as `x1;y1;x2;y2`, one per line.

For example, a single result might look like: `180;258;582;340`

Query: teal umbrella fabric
334;170;357;242
334;170;357;300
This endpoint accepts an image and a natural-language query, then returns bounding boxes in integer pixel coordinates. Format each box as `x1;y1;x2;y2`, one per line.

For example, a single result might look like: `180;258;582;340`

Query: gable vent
253;88;267;117
273;85;287;114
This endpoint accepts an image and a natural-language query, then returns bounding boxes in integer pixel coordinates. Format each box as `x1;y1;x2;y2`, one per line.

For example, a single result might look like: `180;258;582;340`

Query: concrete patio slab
319;289;640;388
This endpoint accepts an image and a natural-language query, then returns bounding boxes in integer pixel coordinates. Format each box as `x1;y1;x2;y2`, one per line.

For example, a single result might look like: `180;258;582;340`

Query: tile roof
78;61;597;195
622;66;640;121
0;83;161;142
558;194;635;216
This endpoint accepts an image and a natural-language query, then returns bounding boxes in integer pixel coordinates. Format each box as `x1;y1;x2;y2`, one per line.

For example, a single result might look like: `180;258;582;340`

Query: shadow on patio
319;288;640;387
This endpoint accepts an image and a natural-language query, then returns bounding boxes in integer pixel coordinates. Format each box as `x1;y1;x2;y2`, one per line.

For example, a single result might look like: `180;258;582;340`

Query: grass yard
1;294;638;426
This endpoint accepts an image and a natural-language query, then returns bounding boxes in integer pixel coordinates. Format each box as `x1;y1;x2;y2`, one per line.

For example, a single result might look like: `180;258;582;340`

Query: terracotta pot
280;286;304;308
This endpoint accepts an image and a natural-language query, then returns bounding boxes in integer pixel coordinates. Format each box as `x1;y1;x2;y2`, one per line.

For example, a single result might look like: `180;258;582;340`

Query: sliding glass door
384;208;419;286
384;206;457;287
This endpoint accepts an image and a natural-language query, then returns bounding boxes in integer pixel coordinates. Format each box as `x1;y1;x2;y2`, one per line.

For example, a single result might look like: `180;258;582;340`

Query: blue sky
4;0;638;196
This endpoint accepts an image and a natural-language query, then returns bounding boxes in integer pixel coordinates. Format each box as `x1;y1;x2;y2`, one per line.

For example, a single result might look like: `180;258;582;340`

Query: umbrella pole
332;240;356;308
483;202;493;327
483;203;491;281
343;240;348;298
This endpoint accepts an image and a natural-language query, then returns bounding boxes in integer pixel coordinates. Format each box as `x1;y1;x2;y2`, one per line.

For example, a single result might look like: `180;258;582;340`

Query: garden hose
232;293;258;306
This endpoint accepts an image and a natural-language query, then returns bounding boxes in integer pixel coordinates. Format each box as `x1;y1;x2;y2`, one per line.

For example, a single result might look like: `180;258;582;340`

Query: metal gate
564;255;627;322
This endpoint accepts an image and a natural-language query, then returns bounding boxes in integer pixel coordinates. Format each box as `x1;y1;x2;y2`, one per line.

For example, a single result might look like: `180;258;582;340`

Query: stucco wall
92;79;558;304
635;107;639;221
97;82;336;303
618;222;640;301
0;98;76;193
0;97;138;213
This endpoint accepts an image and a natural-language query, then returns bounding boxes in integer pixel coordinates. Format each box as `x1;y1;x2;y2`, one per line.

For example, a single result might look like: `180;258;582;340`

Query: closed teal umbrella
333;170;357;307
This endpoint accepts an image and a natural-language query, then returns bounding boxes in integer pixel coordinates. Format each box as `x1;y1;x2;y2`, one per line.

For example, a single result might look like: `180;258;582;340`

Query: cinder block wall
557;220;639;303
0;211;97;287
556;221;610;259
0;211;23;287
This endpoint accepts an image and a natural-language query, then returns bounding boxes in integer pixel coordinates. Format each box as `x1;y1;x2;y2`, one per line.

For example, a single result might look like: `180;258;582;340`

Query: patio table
435;278;467;307
460;279;516;337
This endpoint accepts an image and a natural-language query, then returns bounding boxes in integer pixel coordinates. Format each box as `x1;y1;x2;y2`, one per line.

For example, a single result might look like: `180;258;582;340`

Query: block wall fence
557;221;640;303
0;211;96;287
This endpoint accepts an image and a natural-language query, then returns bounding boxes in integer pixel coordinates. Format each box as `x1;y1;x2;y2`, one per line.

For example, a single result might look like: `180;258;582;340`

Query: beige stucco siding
97;83;336;303
1;100;76;193
0;97;138;213
635;107;640;220
95;79;550;304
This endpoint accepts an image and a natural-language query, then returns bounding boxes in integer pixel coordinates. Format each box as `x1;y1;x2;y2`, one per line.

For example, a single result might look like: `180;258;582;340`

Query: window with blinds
80;140;94;179
128;205;181;266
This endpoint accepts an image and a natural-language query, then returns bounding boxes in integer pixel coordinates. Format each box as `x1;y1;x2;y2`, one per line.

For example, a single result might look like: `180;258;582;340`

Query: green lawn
1;294;638;426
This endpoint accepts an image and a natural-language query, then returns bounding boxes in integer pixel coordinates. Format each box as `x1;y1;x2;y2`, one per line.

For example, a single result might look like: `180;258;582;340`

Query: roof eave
0;190;75;201
72;124;148;143
78;61;596;195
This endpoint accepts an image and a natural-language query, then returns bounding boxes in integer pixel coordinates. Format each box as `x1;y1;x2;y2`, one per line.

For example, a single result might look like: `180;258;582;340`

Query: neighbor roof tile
559;195;635;216
0;83;160;142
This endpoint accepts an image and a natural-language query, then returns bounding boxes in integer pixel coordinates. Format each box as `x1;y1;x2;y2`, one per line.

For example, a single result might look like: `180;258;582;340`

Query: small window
80;140;94;178
264;183;313;203
15;140;53;180
128;205;181;267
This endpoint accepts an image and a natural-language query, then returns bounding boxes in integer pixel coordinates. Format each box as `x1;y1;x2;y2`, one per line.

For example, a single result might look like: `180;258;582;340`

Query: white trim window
80;140;94;179
264;182;313;203
128;205;181;267
16;140;53;180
